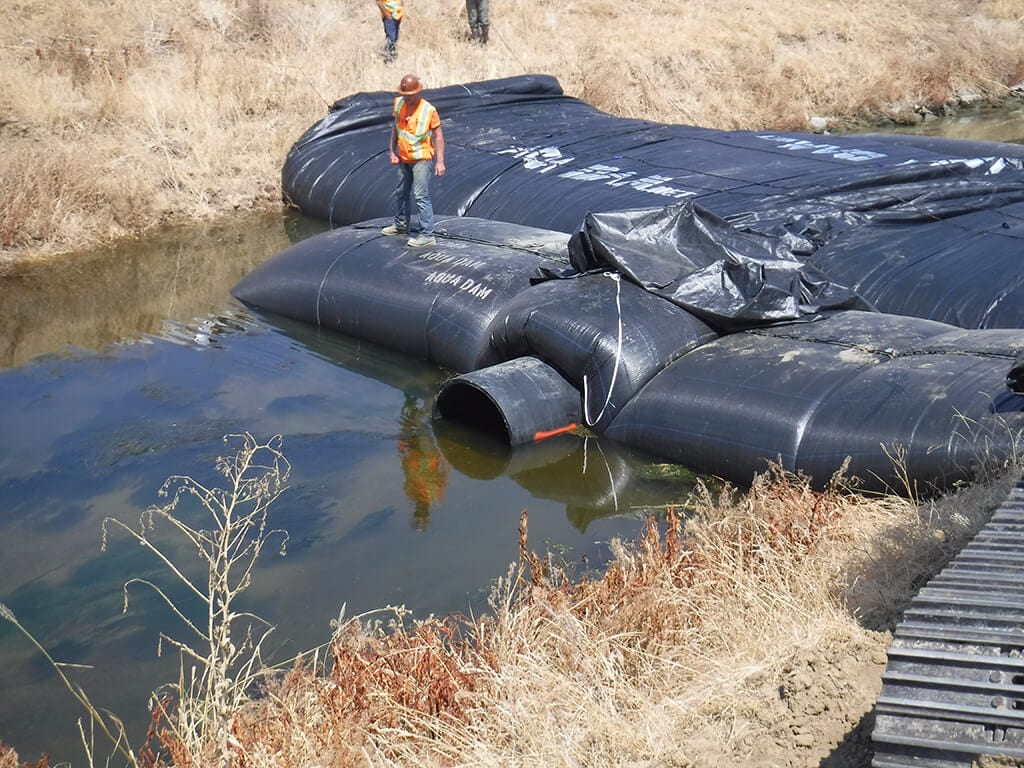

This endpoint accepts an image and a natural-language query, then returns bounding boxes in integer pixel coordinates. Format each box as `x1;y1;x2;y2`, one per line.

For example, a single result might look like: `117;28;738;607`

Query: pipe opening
435;381;511;443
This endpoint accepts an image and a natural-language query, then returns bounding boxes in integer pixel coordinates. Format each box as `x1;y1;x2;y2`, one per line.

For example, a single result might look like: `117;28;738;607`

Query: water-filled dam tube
605;312;1024;492
234;216;722;438
282;75;1024;329
433;356;582;445
232;217;570;373
233;217;1024;494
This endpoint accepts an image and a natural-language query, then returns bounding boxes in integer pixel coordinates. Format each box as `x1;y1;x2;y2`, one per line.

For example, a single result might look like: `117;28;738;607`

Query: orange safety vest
380;0;403;20
393;97;440;162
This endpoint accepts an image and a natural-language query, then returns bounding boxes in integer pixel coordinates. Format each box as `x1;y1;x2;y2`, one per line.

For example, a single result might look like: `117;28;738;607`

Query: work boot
480;24;488;45
407;234;437;247
382;223;408;236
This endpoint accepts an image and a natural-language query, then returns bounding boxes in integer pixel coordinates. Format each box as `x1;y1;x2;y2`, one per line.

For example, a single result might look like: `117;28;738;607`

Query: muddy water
875;99;1024;145
0;213;688;763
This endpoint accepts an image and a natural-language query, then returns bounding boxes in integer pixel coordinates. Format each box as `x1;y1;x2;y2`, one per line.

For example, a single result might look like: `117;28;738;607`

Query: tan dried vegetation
2;0;1024;266
3;2;1024;765
145;470;1024;765
215;462;1006;768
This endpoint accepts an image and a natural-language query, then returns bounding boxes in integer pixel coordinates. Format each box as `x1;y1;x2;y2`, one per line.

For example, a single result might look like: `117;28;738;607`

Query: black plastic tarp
566;201;871;331
282;75;1024;328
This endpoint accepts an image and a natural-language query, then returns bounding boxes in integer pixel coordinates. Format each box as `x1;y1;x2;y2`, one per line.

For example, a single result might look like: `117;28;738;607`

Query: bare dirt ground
767;631;890;768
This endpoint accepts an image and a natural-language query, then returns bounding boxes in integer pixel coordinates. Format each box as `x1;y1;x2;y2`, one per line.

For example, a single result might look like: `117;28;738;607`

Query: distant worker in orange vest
382;74;447;248
465;0;489;45
376;0;403;62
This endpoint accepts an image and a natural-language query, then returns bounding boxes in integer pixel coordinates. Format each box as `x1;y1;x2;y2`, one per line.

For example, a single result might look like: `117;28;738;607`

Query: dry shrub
1;143;101;250
215;603;503;767
0;742;47;768
32;35;145;90
0;741;30;768
174;460;1012;767
0;139;155;253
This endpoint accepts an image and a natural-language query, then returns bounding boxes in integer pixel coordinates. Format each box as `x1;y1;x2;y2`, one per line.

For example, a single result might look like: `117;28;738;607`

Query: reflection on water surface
0;212;327;369
891;100;1024;144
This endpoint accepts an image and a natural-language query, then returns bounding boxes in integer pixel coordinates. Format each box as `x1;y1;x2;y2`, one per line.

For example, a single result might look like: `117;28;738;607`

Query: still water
877;99;1024;144
0;213;690;763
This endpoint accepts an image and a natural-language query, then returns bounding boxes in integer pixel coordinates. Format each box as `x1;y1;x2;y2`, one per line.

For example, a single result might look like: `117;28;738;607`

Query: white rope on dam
583;272;624;428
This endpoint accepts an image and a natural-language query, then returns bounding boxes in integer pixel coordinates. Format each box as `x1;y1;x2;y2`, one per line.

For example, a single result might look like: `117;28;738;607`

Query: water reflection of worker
398;394;450;529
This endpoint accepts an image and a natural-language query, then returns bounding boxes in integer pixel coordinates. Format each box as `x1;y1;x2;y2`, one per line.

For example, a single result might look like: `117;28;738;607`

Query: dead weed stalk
101;432;291;767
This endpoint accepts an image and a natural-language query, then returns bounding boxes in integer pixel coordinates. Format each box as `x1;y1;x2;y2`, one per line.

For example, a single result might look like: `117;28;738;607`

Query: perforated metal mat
871;480;1024;767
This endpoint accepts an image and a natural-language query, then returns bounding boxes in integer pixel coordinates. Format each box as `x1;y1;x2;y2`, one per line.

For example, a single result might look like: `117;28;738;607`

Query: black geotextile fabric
258;75;1024;492
232;216;571;373
282;75;1024;329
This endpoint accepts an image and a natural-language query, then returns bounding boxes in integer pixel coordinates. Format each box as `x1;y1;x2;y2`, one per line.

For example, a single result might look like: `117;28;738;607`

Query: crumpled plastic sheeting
567;200;873;331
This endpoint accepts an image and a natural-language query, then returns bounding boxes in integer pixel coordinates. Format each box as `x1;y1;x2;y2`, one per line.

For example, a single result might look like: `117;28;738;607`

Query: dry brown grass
0;740;29;768
2;0;1023;265
124;462;1014;768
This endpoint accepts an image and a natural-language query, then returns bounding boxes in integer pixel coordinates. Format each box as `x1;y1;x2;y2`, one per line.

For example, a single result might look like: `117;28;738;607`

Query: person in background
376;0;403;62
382;74;446;248
465;0;489;44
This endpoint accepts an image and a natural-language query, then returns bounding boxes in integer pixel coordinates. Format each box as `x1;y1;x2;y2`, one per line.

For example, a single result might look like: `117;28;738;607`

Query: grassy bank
210;466;1014;768
2;0;1023;267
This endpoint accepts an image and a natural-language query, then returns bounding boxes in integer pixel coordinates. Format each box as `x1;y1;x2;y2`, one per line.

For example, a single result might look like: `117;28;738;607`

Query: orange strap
533;424;577;442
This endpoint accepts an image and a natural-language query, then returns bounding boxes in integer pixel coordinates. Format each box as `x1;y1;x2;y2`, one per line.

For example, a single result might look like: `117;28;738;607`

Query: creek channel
0;213;693;762
0;100;1022;764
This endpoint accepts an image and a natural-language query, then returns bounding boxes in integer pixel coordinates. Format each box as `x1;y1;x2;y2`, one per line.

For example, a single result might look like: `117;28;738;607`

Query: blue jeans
382;18;400;61
394;160;434;236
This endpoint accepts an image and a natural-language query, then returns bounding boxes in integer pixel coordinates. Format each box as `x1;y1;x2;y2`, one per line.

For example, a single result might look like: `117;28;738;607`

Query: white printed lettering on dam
423;271;493;300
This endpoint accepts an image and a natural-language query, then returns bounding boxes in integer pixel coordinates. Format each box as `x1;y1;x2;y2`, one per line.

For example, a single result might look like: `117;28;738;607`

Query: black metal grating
871;480;1024;767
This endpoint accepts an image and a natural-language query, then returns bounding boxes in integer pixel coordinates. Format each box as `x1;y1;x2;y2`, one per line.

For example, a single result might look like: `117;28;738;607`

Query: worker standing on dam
382;74;447;248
